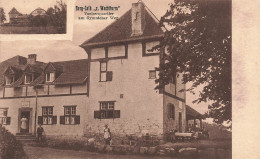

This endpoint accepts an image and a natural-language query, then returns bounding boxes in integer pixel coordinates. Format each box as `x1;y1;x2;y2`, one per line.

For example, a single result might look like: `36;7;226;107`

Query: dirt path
24;146;175;159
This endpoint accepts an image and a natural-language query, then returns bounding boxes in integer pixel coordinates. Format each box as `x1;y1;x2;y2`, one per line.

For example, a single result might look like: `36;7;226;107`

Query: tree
46;0;67;33
0;8;6;24
155;0;231;125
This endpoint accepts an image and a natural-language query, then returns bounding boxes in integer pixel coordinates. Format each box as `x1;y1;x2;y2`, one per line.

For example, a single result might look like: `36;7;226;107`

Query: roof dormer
23;64;42;85
44;63;61;83
3;66;21;86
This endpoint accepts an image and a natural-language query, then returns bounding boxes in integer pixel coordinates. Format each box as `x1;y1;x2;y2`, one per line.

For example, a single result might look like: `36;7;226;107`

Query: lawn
0;26;65;34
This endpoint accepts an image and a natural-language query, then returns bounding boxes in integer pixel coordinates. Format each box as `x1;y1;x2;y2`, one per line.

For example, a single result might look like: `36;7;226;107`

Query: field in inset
0;26;65;34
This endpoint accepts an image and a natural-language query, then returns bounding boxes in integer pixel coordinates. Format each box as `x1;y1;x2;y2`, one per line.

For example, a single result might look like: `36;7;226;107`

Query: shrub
0;126;26;159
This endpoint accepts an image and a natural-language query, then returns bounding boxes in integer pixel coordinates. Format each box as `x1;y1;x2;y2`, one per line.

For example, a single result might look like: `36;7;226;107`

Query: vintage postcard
0;0;259;158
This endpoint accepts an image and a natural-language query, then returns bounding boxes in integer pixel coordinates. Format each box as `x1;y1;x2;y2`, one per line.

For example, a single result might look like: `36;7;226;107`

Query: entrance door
179;112;182;132
19;110;31;133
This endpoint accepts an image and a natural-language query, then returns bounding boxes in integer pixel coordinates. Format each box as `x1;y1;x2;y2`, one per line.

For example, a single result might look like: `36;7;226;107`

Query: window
168;104;175;119
100;61;107;82
46;72;55;82
24;74;33;84
94;101;120;119
42;107;53;125
5;76;14;85
0;108;10;125
149;70;156;79
100;61;113;82
60;106;80;125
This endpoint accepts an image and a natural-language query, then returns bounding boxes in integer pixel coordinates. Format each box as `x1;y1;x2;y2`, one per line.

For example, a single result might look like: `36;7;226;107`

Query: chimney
131;2;146;36
27;54;37;65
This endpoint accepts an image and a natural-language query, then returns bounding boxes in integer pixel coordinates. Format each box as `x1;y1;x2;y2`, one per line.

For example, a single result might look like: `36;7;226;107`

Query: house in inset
30;7;47;16
8;7;47;25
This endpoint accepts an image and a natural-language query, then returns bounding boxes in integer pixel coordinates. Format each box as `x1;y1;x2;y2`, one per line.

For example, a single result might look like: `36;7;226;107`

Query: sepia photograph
0;0;241;158
0;0;67;34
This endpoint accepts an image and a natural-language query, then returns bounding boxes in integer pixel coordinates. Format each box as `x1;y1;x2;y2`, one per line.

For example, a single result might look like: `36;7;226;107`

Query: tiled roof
0;56;88;87
186;105;204;119
51;59;89;85
81;8;164;47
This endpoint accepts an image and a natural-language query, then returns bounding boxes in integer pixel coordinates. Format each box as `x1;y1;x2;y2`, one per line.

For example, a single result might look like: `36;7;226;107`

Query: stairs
16;133;37;145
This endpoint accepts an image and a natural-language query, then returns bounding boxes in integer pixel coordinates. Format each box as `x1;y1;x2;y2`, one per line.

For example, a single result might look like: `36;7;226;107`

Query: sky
0;0;209;114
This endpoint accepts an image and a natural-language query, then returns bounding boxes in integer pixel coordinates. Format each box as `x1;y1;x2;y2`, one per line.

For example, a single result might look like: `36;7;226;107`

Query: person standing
104;124;111;145
37;124;45;144
20;116;28;133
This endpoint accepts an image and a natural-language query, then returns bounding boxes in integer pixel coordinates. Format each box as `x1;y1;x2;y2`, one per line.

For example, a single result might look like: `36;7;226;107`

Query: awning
186;105;204;120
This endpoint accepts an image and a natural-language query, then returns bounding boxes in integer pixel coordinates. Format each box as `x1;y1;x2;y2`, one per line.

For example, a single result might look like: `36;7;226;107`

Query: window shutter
113;110;120;118
172;106;175;119
106;71;113;81
60;116;65;124
52;116;57;124
6;117;11;125
94;111;100;119
38;116;43;125
75;115;80;124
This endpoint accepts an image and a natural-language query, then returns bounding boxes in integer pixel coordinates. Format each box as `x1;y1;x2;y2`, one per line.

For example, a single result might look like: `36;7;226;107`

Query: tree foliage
156;0;231;124
0;8;6;24
46;0;67;33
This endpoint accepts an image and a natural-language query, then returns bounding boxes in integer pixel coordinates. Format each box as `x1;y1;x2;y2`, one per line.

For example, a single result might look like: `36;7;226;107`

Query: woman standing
104;124;111;145
21;116;28;133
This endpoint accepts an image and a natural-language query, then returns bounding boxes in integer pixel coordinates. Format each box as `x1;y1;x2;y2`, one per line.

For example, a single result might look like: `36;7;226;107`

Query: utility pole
34;87;38;136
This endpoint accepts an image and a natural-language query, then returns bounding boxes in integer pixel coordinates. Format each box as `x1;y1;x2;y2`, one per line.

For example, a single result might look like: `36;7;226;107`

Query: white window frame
42;107;53;125
0;108;8;125
100;61;107;82
5;76;14;85
46;72;55;82
64;106;76;125
24;74;33;84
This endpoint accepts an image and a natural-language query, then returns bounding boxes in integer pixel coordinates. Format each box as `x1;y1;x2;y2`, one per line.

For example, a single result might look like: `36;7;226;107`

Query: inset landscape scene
0;0;67;34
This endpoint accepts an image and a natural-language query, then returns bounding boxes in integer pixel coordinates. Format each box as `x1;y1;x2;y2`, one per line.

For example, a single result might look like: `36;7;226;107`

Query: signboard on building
21;101;30;107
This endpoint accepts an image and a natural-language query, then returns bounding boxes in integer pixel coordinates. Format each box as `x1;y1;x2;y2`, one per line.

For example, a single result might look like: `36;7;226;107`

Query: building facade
1;2;189;139
0;55;88;136
81;2;186;138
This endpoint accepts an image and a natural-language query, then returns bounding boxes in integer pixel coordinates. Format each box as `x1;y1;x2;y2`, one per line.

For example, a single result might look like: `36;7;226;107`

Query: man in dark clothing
37;124;44;143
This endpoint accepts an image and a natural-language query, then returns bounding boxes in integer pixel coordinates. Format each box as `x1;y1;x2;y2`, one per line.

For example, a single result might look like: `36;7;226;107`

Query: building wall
85;42;164;137
0;84;88;136
163;94;186;133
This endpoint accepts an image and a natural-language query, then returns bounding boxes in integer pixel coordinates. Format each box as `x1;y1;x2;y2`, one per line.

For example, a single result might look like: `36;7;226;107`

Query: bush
0;126;26;159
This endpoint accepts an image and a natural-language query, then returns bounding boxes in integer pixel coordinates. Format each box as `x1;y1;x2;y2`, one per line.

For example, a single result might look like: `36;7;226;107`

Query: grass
0;26;65;34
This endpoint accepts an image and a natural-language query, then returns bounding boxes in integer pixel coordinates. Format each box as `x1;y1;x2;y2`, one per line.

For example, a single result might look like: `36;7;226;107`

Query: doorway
18;108;32;134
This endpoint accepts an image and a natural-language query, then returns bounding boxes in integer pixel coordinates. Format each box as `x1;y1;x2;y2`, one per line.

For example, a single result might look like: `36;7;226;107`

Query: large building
0;2;203;139
80;2;186;138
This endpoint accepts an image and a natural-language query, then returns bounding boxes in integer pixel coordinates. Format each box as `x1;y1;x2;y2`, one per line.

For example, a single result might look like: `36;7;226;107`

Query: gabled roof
24;64;44;74
4;66;21;75
51;59;88;85
186;105;204;120
0;56;89;87
9;8;22;15
81;8;164;48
